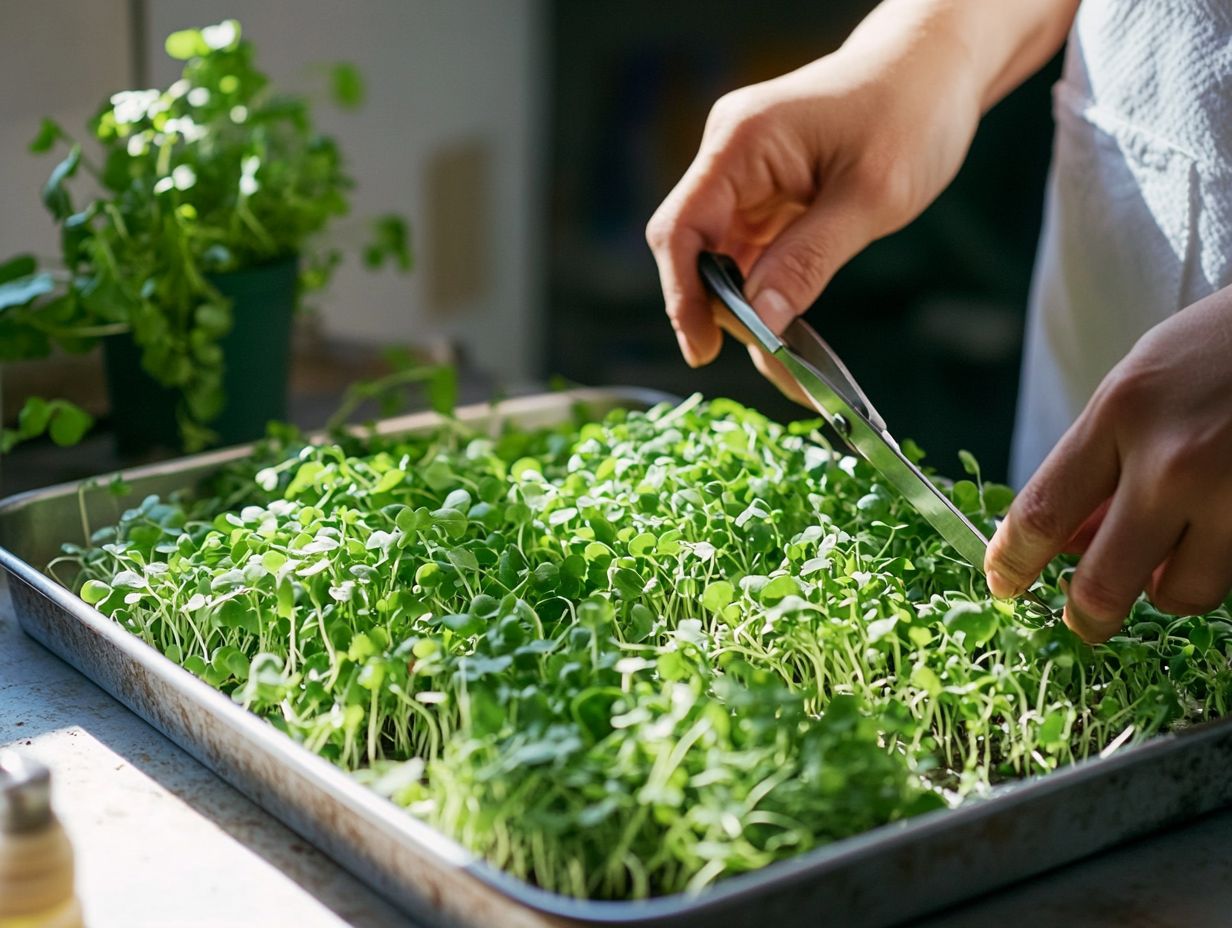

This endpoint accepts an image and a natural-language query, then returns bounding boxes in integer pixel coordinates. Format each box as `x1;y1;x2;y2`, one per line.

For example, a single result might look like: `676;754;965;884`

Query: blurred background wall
0;0;1061;482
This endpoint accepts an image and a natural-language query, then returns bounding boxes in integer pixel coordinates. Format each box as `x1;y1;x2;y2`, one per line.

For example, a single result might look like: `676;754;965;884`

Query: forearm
839;0;1079;112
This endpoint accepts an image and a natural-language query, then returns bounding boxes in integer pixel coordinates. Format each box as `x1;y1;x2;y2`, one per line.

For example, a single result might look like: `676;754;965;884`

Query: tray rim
3;385;1231;924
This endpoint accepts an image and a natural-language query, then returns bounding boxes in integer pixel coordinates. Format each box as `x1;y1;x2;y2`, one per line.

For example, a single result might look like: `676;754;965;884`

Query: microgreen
63;395;1232;898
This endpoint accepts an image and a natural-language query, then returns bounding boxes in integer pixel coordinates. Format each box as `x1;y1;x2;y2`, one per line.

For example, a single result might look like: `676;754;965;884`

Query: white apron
1009;0;1232;486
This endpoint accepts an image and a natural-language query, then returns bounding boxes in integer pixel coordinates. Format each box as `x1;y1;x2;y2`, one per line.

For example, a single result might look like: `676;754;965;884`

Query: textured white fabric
1010;0;1232;486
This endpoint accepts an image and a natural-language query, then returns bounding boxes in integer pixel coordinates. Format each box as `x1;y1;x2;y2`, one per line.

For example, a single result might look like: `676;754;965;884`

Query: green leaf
446;547;478;573
194;302;232;338
4;399;90;461
330;63;365;109
511;457;541;480
981;483;1015;517
759;575;800;604
611;567;645;599
47;401;93;446
261;551;288;573
629;532;657;557
41;144;81;220
347;631;377;661
951;480;980;512
395;505;427;534
957;449;980;477
17;397;51;438
1190;623;1214;653
428;366;457;417
430;507;467;540
0;273;55;312
29;118;63;154
900;438;926;464
364;214;412;271
701;581;734;613
866;615;899;644
910;664;943;697
0;255;36;286
372;468;406;494
165;27;209;59
943;602;1000;651
656;649;687;682
277;578;295;620
1037;710;1068;749
80;579;112;605
286;461;326;498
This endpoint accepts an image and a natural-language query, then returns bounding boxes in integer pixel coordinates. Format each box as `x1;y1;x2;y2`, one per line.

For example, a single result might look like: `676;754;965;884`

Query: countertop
4;584;1232;928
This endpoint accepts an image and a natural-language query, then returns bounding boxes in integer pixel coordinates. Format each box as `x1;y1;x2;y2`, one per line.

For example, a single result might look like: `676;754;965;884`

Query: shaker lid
0;750;52;833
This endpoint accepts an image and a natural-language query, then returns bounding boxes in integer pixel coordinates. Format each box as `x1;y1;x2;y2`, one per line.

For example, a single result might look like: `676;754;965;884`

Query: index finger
985;412;1119;598
645;168;734;367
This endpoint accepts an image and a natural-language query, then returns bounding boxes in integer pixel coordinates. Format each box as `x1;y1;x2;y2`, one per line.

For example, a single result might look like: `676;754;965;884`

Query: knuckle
1068;571;1131;625
1008;485;1068;551
1151;583;1222;618
1155;445;1199;488
773;237;830;295
849;147;916;220
706;89;772;149
1091;358;1156;424
707;89;754;131
644;210;672;250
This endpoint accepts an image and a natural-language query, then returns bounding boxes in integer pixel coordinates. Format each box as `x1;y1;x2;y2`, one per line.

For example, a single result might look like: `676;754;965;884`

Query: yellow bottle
0;751;83;928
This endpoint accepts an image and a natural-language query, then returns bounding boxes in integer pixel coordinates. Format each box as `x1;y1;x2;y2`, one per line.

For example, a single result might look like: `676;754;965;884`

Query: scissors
698;251;1055;618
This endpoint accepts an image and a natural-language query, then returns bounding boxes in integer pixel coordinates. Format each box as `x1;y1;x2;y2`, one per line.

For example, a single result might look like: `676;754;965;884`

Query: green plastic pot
102;255;298;455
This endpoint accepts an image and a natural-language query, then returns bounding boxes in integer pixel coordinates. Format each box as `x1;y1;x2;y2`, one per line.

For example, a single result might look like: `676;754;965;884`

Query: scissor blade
780;319;886;431
857;427;992;572
697;252;782;354
775;346;990;570
697;251;1057;618
778;345;1058;617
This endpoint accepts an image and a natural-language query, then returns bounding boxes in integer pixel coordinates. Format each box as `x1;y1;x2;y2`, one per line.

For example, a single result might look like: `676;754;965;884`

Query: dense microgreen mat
63;396;1232;898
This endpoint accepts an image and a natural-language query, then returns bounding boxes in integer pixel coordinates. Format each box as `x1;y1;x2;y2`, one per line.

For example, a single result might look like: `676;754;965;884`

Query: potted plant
0;20;409;455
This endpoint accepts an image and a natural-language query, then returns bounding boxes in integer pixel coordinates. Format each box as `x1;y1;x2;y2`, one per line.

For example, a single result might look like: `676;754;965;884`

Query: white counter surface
4;596;1231;928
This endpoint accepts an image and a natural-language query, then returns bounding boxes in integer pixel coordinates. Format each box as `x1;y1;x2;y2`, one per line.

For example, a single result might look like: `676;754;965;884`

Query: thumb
743;198;871;332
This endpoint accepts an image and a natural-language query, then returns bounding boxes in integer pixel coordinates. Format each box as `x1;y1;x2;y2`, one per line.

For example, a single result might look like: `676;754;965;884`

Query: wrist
838;0;1076;113
827;6;984;131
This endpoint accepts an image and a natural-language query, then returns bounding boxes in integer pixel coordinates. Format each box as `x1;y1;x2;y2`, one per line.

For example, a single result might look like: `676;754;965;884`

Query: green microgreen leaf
64;394;1232;902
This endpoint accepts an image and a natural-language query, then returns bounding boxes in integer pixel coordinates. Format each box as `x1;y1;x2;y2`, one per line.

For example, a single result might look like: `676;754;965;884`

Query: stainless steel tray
3;387;1232;928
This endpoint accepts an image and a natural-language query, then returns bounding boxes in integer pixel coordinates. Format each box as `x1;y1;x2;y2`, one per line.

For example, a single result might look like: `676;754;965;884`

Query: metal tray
3;387;1232;928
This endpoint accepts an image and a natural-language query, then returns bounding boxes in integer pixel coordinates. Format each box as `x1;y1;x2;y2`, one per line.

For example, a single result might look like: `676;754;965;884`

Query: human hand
986;289;1232;642
644;33;984;397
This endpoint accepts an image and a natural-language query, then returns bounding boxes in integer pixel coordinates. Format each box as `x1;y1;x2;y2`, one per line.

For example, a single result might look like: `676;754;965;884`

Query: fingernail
750;288;795;333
